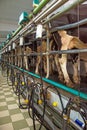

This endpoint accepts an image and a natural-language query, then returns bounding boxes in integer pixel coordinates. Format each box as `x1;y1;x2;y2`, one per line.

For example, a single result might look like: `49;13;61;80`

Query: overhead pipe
28;13;33;19
34;0;68;23
29;0;58;20
8;64;87;100
18;0;68;36
11;0;51;38
33;0;51;15
51;18;87;32
43;0;86;24
6;0;67;43
12;25;23;37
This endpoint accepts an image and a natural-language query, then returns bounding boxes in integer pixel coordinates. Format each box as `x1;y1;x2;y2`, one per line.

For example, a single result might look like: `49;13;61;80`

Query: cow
58;30;87;86
24;46;32;70
15;46;22;67
35;40;53;78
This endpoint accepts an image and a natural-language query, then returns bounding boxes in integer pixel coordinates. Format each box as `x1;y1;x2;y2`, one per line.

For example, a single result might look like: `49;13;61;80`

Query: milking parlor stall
0;0;87;130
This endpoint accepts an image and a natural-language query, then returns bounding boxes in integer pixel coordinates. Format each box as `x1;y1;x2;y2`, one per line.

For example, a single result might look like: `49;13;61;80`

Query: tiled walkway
0;72;46;130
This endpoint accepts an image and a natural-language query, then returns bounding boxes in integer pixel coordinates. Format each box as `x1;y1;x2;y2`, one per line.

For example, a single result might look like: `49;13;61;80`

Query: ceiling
0;0;33;43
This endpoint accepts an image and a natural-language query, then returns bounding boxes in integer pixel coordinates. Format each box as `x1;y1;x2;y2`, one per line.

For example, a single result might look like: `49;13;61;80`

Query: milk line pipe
43;0;86;24
12;25;23;37
6;63;87;100
33;0;51;15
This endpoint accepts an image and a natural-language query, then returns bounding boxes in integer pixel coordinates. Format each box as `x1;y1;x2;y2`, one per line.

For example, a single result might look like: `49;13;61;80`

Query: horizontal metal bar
51;18;87;32
2;48;87;58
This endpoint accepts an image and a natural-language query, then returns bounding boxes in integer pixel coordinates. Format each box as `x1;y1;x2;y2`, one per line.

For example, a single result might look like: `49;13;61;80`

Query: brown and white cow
58;30;87;86
35;40;53;78
24;46;32;70
15;46;22;67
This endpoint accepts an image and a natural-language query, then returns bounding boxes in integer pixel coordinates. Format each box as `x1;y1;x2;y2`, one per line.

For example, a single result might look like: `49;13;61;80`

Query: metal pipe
46;26;50;78
8;64;87;100
32;0;58;22
16;48;87;57
48;49;87;55
33;0;51;15
28;13;33;19
12;25;23;37
43;0;86;24
51;18;87;32
34;0;68;23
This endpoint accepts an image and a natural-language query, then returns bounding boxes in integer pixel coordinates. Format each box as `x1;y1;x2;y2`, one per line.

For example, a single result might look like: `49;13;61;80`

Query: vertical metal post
46;24;50;78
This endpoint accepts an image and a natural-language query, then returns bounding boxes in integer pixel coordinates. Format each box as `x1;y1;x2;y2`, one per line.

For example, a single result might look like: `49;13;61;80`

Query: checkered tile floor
0;71;46;130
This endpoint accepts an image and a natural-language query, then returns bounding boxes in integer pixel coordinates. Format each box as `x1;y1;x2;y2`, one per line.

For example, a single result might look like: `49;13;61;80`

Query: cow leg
19;56;22;68
54;54;63;81
59;54;73;87
18;57;20;67
24;55;29;70
84;62;87;77
35;56;41;74
45;55;50;78
72;60;79;84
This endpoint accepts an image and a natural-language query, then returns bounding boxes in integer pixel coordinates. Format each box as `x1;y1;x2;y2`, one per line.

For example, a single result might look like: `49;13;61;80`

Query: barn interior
0;0;87;130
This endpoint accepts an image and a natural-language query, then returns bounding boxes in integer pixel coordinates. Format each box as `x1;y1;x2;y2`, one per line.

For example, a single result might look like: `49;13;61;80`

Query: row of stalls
0;0;87;130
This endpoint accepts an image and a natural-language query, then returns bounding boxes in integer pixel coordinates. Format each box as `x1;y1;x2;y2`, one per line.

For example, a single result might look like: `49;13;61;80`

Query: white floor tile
11;113;24;122
4;92;12;95
0;95;5;99
20;127;30;130
0;110;9;117
0;102;7;106
6;97;15;102
0;123;14;130
8;104;18;110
